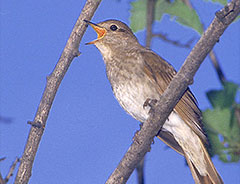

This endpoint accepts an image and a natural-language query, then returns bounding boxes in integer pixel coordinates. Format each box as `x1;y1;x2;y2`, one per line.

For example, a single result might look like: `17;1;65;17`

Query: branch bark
105;0;240;183
145;0;156;48
14;0;102;183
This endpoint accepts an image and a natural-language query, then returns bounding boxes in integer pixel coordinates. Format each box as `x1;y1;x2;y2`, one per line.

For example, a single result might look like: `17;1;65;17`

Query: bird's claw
143;98;158;109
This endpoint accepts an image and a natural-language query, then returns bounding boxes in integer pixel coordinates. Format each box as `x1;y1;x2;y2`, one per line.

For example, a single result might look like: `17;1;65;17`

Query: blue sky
1;0;239;183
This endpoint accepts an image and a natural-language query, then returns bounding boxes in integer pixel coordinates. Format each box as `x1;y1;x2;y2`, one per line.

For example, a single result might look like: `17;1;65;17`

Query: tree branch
14;0;102;183
145;0;156;48
105;0;240;183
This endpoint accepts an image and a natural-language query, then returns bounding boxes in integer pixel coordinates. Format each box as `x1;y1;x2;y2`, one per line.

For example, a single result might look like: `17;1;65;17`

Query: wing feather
140;49;223;183
141;50;207;143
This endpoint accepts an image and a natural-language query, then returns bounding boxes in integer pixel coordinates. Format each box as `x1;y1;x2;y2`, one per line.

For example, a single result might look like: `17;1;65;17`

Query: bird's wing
140;50;207;144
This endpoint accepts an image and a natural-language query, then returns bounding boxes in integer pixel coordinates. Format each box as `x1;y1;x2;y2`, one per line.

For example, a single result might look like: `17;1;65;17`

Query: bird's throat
94;42;113;63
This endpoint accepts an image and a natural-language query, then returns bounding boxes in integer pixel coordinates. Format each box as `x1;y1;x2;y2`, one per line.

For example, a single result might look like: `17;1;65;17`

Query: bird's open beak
84;20;106;45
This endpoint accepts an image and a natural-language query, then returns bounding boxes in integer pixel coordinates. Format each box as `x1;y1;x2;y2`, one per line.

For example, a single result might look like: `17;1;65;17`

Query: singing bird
84;19;223;184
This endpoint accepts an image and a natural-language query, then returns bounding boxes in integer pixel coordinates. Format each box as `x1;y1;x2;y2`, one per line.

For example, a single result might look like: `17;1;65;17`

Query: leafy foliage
203;82;240;162
164;0;203;34
206;82;238;109
130;0;239;34
130;0;203;34
130;0;147;33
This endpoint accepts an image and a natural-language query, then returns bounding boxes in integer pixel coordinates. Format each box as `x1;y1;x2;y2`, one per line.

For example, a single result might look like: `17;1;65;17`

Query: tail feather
185;141;223;184
185;156;201;184
156;112;223;183
200;140;223;184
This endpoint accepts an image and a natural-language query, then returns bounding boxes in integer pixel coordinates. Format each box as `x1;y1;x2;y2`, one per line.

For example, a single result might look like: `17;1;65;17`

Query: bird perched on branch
84;19;223;184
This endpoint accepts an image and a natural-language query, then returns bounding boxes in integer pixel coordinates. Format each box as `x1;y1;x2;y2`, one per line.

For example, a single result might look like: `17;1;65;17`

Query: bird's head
84;19;139;50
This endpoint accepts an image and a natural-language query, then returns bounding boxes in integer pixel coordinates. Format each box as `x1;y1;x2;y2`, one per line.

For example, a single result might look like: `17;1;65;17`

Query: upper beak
84;20;106;45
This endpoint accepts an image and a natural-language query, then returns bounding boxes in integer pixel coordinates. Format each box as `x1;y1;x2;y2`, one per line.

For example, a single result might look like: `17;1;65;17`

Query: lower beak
84;20;106;45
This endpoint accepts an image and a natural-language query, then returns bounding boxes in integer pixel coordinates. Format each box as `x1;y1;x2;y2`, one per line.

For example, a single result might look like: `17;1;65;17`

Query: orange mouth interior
86;24;106;45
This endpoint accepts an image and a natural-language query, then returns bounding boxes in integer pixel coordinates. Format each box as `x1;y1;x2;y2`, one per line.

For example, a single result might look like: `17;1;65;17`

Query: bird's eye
110;25;118;31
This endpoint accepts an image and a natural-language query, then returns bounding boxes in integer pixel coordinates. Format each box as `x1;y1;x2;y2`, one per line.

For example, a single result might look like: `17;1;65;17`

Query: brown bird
84;19;223;184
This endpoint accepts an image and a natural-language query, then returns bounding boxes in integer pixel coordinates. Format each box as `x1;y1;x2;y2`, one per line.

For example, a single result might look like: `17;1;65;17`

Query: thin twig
147;0;196;49
181;0;193;9
4;158;20;183
0;173;4;184
106;1;240;183
209;50;226;84
145;0;156;48
0;157;6;162
0;158;6;184
182;0;227;85
14;1;102;183
136;158;145;184
148;0;196;49
152;33;195;48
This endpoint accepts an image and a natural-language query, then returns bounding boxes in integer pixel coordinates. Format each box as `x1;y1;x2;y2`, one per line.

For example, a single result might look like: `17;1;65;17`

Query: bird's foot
143;98;158;114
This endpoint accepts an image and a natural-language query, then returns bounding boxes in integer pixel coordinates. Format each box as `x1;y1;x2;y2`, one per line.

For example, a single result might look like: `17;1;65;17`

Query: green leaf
130;0;147;33
203;108;240;162
130;0;238;34
206;82;239;109
130;0;170;33
203;108;239;138
206;130;225;156
130;0;203;34
165;0;203;34
154;0;171;21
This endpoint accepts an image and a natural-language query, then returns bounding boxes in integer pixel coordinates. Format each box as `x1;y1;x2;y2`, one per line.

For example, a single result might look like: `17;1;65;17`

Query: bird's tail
185;140;223;184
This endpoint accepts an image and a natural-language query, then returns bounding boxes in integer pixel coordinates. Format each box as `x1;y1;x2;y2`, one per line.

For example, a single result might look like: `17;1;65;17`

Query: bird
84;19;223;184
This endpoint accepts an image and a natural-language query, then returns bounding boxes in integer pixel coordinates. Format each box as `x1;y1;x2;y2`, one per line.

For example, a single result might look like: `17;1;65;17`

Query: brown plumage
85;19;223;184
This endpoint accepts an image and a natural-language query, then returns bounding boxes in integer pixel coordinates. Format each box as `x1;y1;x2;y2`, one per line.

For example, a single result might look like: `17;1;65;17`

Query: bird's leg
143;98;158;113
143;98;163;138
